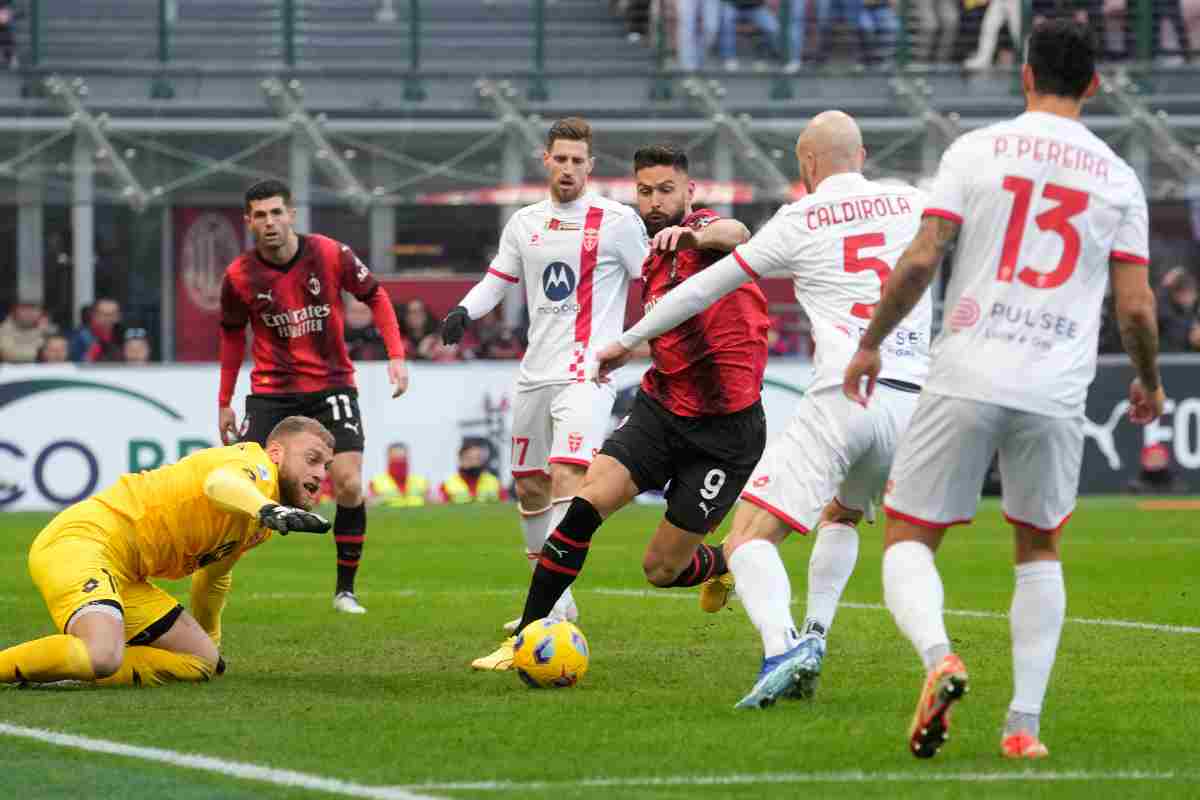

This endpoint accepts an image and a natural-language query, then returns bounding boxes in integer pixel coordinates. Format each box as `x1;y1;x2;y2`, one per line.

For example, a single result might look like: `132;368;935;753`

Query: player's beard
644;207;685;236
278;472;312;510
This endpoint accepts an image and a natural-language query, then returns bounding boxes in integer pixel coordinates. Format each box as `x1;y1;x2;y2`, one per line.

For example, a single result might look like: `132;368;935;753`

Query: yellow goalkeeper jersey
92;443;280;580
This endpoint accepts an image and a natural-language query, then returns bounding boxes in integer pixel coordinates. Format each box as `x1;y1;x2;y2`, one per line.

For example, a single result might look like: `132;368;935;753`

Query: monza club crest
582;227;599;253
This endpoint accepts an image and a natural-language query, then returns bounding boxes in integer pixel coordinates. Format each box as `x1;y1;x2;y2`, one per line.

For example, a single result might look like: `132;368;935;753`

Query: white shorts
740;384;920;534
885;392;1084;533
510;382;616;477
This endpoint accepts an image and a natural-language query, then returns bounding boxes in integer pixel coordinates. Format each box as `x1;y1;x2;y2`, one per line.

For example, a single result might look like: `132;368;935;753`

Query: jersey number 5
999;176;1089;290
844;233;890;319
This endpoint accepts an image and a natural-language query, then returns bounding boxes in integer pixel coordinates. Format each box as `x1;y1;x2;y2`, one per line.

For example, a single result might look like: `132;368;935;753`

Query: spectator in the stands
474;307;525;360
401;297;460;361
719;0;783;69
0;301;58;363
0;1;16;69
345;297;389;361
678;0;725;69
122;327;152;364
913;0;960;63
1157;269;1200;351
963;0;1021;68
37;334;70;364
70;297;123;362
859;0;900;64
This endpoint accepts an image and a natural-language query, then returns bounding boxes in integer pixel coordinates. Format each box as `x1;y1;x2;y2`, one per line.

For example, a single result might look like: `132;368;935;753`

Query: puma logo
343;422;360;435
1082;400;1129;470
699;501;713;518
256;290;273;303
545;541;567;559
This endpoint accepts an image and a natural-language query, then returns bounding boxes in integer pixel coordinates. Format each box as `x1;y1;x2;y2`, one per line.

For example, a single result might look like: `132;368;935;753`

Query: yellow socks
94;646;216;687
0;634;96;683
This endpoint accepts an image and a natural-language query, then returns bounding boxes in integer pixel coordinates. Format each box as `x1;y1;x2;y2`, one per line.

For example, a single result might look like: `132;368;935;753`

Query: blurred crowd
0;295;528;365
615;0;1196;71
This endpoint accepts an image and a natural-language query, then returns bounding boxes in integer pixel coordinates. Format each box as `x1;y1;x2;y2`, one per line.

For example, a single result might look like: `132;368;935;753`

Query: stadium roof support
261;77;372;214
44;75;150;213
890;76;962;174
1101;72;1200;183
680;77;793;202
475;79;546;164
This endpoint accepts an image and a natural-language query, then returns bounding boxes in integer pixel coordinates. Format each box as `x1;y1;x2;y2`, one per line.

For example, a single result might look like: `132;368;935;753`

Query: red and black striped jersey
639;209;770;417
220;234;379;396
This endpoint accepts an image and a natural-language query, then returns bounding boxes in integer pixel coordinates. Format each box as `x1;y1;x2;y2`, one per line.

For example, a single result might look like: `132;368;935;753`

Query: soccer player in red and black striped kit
502;144;771;642
217;179;409;615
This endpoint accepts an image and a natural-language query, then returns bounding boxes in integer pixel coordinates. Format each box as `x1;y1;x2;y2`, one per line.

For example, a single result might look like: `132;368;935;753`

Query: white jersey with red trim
731;173;932;395
923;111;1150;418
489;192;648;389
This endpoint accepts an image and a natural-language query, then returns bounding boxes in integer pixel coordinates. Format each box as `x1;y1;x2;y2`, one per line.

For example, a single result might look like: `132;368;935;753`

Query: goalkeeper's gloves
440;305;470;345
257;503;331;535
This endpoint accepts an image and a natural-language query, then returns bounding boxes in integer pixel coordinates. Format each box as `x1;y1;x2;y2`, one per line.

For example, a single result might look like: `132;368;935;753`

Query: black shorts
600;392;766;534
241;387;364;454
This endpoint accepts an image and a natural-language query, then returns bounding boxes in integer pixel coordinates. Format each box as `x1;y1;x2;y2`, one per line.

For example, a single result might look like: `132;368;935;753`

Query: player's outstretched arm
1110;257;1165;423
596;254;751;381
203;466;329;534
650;219;750;254
845;216;956;405
442;270;515;345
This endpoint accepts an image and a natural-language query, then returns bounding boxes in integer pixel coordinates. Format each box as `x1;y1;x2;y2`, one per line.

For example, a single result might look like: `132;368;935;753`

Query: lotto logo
752;475;770;488
567;433;583;453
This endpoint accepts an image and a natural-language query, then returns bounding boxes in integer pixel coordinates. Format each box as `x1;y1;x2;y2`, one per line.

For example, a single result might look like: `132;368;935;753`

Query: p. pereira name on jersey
261;303;332;338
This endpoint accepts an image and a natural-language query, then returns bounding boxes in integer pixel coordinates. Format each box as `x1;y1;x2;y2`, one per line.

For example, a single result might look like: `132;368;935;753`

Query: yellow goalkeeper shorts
28;500;182;644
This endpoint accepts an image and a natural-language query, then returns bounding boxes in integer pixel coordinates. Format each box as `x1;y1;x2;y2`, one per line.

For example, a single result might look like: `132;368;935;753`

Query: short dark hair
546;117;593;155
266;415;335;450
1026;20;1095;100
633;144;689;174
244;179;292;211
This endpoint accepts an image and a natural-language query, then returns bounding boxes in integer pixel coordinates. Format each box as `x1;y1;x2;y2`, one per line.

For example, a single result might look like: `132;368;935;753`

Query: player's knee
334;476;364;507
85;642;124;679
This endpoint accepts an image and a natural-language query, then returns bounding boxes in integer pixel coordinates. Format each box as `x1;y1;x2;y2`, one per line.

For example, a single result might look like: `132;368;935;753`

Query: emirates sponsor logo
582;227;599;252
949;296;981;332
260;303;332;338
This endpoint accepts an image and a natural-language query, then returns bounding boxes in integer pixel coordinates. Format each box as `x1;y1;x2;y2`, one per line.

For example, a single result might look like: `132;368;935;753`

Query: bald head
795;110;866;192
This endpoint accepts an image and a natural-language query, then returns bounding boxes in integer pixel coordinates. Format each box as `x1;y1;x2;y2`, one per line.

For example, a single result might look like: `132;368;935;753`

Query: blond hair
266;416;335;450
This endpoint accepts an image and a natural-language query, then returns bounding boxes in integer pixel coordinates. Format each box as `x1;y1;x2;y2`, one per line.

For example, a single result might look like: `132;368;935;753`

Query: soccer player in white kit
842;21;1164;760
439;117;649;670
597;110;934;708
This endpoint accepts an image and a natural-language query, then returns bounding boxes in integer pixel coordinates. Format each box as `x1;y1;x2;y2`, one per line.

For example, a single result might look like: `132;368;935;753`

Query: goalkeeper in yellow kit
0;415;334;688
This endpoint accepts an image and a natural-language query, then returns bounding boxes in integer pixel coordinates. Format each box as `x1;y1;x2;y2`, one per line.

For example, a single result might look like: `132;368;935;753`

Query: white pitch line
1;587;1194;635
0;723;444;800
403;769;1193;792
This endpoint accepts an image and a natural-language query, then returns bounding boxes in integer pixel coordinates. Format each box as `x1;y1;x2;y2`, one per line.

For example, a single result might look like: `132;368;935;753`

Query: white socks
883;540;951;670
518;503;553;558
1008;560;1065;719
730;539;800;658
803;522;859;637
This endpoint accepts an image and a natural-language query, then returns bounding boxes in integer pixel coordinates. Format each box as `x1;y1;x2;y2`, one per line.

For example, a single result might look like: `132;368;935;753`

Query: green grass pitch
1;498;1197;799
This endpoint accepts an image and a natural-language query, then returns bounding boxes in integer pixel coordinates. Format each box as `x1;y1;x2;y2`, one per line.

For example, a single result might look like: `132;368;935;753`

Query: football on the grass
513;618;589;688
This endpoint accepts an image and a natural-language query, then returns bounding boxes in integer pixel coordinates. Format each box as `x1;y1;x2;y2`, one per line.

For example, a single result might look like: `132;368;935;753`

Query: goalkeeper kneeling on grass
0;415;333;688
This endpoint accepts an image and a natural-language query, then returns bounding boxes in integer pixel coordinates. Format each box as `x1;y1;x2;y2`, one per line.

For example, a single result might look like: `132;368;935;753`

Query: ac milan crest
307;274;322;296
567;432;583;453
